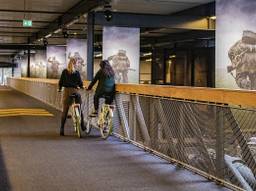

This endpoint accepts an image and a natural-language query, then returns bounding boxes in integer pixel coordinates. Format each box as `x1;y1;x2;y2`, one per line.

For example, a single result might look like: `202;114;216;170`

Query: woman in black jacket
58;58;84;136
87;60;115;116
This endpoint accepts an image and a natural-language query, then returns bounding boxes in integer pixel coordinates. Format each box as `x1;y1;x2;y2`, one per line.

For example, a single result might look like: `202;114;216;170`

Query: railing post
216;106;225;179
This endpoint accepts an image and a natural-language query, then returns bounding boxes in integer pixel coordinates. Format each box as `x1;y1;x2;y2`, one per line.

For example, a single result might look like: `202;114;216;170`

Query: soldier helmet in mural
242;30;256;45
227;30;256;89
118;50;126;55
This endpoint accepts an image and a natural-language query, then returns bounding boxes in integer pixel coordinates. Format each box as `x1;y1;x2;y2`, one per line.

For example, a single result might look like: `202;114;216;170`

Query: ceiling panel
0;0;81;12
0;12;59;21
112;0;214;14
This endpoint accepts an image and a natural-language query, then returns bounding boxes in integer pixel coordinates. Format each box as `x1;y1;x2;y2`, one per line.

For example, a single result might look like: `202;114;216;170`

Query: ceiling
111;0;214;14
0;0;215;59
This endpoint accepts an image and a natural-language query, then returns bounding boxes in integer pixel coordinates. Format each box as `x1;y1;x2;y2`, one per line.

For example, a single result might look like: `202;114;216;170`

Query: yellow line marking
0;111;50;114
0;108;47;112
0;108;54;117
0;113;53;117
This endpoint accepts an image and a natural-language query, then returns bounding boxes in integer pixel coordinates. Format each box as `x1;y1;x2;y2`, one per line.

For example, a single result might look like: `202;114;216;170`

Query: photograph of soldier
68;52;86;79
66;39;87;80
20;56;28;77
36;61;46;78
108;49;135;83
227;30;256;90
47;56;60;79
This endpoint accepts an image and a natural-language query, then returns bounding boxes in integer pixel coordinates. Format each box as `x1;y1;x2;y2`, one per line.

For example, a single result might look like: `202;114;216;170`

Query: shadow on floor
0;145;11;191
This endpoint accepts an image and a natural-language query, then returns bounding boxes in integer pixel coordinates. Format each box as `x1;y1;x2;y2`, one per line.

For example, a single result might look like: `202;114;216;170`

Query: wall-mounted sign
23;20;32;27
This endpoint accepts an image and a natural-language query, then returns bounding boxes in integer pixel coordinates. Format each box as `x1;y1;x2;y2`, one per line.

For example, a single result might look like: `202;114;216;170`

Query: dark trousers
94;91;115;111
60;88;84;130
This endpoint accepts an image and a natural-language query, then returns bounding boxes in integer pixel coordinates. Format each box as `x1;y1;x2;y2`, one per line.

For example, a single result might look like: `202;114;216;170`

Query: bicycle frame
70;97;82;138
86;103;114;139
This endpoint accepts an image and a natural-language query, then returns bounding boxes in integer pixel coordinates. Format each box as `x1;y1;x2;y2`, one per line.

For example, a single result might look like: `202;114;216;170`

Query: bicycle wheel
100;111;113;139
74;106;82;138
85;120;92;135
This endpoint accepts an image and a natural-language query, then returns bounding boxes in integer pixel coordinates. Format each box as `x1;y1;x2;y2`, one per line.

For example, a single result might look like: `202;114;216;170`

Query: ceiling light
54;28;62;34
95;53;102;58
143;52;152;56
209;16;216;20
45;33;52;38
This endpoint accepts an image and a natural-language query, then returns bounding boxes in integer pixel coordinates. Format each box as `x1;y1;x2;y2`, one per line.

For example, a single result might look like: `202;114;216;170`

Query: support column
216;106;225;179
1;68;4;85
87;11;95;81
27;48;30;77
12;67;14;77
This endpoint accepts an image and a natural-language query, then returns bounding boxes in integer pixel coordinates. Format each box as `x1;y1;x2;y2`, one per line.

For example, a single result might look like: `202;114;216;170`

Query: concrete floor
0;86;231;191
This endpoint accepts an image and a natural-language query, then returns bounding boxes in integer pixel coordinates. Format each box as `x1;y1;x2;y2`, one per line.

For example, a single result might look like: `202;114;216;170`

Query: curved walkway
0;86;230;191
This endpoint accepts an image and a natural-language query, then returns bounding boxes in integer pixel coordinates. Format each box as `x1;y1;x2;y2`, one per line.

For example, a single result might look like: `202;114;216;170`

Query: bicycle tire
85;120;92;135
74;106;82;138
100;111;113;139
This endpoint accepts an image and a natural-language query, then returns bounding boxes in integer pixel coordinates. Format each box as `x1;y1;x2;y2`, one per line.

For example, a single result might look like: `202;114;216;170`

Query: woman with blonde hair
58;57;84;136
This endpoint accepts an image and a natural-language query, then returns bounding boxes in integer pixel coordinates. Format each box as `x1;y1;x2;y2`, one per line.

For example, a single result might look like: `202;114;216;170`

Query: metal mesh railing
7;78;256;191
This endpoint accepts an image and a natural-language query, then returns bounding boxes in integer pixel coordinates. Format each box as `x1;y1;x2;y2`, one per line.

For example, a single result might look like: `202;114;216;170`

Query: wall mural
20;55;28;77
30;50;47;78
47;46;66;79
66;39;87;80
216;0;256;90
103;27;140;84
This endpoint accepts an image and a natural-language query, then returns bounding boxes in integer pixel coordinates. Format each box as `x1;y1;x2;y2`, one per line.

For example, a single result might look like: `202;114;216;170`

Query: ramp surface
0;87;230;191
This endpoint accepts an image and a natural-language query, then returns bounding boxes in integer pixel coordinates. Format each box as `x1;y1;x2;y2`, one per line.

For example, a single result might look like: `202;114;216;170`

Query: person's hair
67;57;76;74
100;60;115;78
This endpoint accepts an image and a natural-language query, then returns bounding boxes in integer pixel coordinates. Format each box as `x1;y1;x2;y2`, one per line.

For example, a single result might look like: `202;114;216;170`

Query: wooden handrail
9;77;256;108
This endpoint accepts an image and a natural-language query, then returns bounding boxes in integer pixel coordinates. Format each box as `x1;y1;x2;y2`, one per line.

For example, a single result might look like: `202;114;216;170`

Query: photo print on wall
66;39;87;80
103;26;140;84
47;46;66;79
216;0;256;90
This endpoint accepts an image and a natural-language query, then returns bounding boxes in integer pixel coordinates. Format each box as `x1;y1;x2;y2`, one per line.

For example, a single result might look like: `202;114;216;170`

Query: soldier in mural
227;30;256;90
68;52;86;78
107;49;134;83
48;56;60;78
37;61;46;78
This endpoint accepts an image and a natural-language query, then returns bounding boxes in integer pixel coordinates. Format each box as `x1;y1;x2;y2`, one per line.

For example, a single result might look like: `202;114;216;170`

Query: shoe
81;123;85;131
60;128;64;136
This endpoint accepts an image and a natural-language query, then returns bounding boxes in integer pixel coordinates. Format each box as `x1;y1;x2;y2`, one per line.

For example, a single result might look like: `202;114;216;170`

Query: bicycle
69;93;83;138
58;88;83;138
85;96;114;139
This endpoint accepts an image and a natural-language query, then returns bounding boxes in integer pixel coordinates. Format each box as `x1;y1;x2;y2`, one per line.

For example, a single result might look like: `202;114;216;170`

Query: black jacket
88;69;115;94
59;69;83;90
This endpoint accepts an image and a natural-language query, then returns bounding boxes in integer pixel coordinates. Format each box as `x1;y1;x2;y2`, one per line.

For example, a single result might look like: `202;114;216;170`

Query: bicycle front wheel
74;107;82;138
100;112;112;139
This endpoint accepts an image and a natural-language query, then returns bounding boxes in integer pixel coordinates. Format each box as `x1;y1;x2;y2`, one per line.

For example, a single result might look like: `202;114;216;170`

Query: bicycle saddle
102;95;111;99
69;93;79;99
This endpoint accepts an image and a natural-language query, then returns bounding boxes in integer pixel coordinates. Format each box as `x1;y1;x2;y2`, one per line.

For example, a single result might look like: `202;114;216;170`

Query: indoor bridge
1;78;256;191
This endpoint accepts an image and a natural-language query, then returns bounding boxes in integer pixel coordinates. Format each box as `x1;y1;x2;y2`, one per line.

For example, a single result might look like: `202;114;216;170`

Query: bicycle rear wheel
85;120;92;135
100;111;112;139
74;106;82;138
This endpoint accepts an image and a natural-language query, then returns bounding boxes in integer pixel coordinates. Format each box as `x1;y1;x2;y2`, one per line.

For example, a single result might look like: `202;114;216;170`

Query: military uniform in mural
108;50;133;83
68;52;85;78
228;30;256;89
48;57;60;79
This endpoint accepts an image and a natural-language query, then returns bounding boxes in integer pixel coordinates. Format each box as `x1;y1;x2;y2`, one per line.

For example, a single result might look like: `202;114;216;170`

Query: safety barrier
7;77;256;191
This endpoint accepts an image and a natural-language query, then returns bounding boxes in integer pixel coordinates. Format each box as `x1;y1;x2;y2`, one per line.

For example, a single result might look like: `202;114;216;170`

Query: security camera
62;28;69;38
104;10;112;21
104;3;112;21
43;38;48;46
